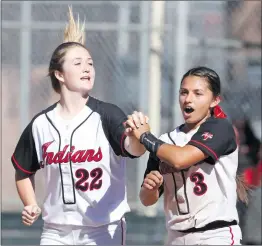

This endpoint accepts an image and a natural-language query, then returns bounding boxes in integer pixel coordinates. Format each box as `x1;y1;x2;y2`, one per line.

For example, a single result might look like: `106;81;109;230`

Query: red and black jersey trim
11;103;57;178
11;155;35;175
87;96;138;159
187;118;237;163
120;132;138;159
188;140;218;164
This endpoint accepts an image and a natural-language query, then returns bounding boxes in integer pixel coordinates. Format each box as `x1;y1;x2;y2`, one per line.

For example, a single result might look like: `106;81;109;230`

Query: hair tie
213;105;227;118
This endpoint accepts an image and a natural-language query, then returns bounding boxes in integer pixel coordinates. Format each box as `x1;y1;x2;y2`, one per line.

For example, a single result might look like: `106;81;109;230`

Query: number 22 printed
75;168;103;192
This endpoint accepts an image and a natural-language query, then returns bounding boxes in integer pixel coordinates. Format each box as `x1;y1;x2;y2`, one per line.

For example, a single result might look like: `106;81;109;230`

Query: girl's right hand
22;204;41;226
142;171;163;191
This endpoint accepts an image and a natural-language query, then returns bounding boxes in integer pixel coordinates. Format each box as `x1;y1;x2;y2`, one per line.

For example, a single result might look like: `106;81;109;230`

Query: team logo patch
201;132;213;141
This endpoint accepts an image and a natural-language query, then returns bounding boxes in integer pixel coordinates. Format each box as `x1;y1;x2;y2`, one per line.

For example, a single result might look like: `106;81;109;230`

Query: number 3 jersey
11;96;136;227
144;117;239;231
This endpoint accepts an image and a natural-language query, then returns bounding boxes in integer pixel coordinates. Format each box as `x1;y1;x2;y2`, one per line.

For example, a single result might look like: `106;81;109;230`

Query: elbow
174;164;184;171
168;158;185;171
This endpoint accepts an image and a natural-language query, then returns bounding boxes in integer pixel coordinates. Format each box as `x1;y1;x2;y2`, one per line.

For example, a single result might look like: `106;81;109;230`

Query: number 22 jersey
11;96;136;227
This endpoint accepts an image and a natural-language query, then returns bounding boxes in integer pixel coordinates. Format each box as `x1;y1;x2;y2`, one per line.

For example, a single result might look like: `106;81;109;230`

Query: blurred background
1;1;261;245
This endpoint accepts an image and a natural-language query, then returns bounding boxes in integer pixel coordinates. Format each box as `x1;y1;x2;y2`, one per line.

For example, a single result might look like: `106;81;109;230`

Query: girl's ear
210;96;221;108
54;70;65;83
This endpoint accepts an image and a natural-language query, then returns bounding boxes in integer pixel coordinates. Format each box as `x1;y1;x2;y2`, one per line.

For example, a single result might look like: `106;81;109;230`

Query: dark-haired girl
126;66;246;245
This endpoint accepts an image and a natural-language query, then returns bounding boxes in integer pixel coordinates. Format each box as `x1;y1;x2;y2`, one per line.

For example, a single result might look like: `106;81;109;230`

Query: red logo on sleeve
202;132;213;141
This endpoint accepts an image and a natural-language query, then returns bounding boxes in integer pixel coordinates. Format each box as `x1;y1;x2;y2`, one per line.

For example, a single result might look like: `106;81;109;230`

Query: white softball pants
40;218;126;245
166;225;242;245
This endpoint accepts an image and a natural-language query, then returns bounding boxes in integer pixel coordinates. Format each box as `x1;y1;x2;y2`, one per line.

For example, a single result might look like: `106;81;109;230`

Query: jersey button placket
64;125;70;144
62;126;74;204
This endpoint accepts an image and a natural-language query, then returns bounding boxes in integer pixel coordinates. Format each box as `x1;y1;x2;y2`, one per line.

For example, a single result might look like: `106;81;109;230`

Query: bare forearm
15;172;37;206
139;187;159;206
125;136;146;157
156;144;185;169
139;132;207;170
157;144;206;170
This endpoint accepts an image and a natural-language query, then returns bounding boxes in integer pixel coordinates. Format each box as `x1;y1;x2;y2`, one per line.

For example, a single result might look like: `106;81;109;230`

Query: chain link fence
2;0;261;213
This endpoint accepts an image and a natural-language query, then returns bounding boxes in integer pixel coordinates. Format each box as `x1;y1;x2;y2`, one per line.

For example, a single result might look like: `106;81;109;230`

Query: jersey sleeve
11;122;40;178
103;104;137;158
187;118;237;164
142;153;164;197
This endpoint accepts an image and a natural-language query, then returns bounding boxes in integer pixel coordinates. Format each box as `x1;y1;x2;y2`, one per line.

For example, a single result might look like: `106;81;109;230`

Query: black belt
178;220;237;233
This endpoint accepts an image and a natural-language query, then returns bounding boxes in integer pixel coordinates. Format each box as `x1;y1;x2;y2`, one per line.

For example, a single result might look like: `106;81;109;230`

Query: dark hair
182;66;251;204
48;42;88;93
181;66;221;97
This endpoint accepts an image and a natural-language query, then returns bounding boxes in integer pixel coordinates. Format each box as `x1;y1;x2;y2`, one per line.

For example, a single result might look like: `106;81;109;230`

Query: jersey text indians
39;141;103;168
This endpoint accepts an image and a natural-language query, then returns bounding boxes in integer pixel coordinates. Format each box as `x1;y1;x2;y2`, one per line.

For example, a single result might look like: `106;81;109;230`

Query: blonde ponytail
48;6;88;93
63;6;86;45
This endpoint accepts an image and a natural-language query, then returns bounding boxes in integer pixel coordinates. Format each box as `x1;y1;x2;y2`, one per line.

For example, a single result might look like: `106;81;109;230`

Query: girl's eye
89;63;93;66
75;63;81;65
180;91;187;95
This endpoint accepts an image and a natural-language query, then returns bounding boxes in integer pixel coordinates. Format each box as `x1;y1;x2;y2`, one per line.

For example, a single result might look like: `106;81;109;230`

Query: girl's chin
185;119;197;124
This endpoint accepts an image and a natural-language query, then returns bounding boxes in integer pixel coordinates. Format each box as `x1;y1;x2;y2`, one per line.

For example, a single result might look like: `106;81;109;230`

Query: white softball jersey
143;117;239;232
11;96;137;227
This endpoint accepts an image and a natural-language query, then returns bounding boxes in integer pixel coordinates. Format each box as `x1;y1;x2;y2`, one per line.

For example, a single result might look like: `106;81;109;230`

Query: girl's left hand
124;111;150;139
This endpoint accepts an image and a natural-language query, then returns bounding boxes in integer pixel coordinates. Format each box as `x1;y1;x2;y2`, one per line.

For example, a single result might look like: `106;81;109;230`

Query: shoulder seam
30;103;57;125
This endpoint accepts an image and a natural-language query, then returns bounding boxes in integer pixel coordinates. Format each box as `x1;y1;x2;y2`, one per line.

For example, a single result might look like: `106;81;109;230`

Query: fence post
20;1;32;131
136;0;151;215
172;1;189;127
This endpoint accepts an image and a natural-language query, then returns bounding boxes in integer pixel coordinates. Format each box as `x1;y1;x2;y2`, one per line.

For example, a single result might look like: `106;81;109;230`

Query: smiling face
179;75;220;125
54;46;95;95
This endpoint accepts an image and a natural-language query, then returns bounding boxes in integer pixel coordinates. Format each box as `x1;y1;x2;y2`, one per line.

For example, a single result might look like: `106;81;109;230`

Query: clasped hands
124;111;150;141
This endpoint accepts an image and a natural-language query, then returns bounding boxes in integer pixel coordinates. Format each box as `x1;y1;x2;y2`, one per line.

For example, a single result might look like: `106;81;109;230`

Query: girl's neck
183;114;211;133
58;91;89;120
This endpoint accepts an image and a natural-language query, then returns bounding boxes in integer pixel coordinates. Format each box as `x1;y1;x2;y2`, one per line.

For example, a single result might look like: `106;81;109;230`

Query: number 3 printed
75;168;103;192
190;172;207;196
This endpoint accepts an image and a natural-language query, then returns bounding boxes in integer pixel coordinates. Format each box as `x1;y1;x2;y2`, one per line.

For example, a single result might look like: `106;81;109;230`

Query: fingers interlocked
125;111;149;130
